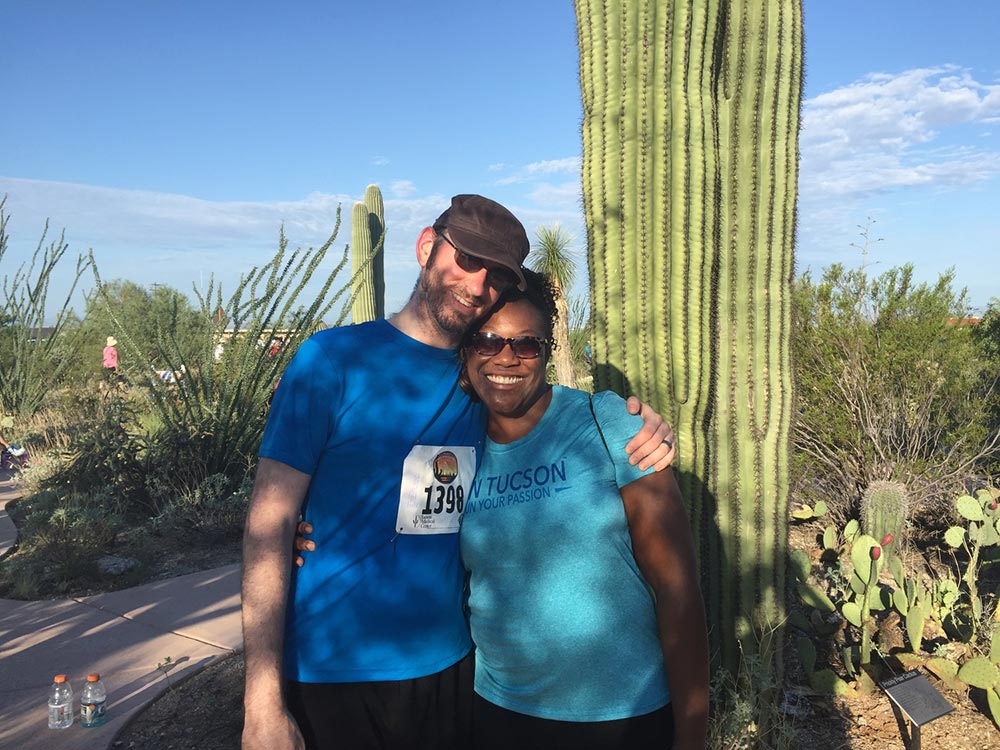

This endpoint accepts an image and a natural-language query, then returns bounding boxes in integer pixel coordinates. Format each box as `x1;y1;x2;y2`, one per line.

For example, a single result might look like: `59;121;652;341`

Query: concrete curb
0;481;243;750
0;474;24;559
0;565;243;750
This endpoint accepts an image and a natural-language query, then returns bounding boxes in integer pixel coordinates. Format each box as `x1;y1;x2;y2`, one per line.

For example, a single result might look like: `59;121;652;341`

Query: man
241;195;675;750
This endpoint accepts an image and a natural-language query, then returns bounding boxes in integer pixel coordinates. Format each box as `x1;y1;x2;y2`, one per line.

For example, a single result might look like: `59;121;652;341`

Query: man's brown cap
433;194;529;290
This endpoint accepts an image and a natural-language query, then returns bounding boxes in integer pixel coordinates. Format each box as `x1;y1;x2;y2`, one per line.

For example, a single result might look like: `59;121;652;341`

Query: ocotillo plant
0;197;91;417
350;184;385;323
576;0;804;674
861;481;909;563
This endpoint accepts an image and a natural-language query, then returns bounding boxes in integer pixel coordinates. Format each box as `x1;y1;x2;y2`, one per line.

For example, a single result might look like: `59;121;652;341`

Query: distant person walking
103;336;119;383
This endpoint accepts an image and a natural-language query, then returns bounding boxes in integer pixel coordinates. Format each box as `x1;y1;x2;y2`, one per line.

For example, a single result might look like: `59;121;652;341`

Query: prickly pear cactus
958;656;1000;690
792;500;828;520
926;657;966;693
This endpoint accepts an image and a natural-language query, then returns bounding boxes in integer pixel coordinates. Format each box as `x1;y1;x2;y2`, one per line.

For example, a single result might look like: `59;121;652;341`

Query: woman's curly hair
458;268;560;400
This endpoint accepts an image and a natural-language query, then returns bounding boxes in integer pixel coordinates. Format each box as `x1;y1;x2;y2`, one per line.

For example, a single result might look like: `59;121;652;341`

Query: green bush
40;386;153;513
707;650;795;750
974;300;1000;476
0;489;124;597
792;260;1000;516
151;473;251;541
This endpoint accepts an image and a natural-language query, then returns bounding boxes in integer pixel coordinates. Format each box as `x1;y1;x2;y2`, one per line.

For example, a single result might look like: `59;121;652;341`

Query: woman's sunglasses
467;332;551;359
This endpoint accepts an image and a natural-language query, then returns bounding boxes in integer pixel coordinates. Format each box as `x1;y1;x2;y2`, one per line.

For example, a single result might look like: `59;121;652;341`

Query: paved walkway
0;476;243;750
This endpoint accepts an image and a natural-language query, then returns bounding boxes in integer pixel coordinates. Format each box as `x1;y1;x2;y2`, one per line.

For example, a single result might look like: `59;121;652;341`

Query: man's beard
416;269;485;337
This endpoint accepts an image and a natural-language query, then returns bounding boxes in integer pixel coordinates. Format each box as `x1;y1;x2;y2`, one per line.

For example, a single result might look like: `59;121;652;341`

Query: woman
458;270;708;750
103;336;119;382
295;271;708;748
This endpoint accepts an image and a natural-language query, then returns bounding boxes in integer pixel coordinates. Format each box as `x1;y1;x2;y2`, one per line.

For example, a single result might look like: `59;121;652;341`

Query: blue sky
2;1;999;318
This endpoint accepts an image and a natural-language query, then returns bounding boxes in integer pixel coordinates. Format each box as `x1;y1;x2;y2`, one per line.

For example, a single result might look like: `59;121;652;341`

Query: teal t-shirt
460;386;671;721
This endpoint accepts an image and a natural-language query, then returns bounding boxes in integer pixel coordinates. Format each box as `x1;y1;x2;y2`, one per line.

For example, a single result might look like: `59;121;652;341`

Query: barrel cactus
861;481;909;563
576;0;804;674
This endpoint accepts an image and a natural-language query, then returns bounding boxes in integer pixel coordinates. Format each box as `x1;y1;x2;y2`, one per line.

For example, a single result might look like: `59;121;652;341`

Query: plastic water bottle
48;674;74;729
80;673;107;727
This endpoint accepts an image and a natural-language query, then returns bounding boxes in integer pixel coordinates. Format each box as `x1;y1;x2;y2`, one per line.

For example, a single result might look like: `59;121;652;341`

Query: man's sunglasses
437;232;520;291
467;331;551;359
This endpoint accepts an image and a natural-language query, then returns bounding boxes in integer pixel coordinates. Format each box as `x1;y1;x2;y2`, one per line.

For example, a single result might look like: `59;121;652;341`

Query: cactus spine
350;184;386;323
576;0;804;673
861;481;909;563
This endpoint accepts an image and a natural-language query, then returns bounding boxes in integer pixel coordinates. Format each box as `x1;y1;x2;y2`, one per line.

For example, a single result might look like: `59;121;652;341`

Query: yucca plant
530;224;578;388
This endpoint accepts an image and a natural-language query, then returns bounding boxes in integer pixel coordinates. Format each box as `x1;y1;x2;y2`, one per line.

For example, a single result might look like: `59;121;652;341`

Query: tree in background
973;299;1000;477
793;261;1000;516
79;279;212;374
974;298;1000;363
530;225;578;388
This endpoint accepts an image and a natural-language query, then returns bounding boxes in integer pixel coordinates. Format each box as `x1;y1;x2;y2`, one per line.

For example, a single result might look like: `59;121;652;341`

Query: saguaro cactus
576;0;804;674
350;184;386;323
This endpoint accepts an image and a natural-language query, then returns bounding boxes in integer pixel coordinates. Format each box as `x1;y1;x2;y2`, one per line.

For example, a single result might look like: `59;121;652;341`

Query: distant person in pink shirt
103;336;119;383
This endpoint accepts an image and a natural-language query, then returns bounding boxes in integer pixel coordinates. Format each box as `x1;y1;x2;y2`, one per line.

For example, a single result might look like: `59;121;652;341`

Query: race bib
396;445;476;534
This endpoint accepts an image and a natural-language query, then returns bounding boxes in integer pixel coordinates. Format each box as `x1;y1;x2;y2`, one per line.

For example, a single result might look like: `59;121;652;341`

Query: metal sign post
878;669;954;750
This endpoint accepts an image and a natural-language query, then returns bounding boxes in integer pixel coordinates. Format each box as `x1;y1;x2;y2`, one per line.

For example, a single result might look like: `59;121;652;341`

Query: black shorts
284;651;474;750
471;692;674;750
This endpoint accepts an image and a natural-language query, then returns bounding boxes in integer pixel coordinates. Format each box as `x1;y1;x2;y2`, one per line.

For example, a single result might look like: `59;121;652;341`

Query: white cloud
389;180;416;198
800;66;1000;202
527;181;581;210
488;163;507;172
523;157;581;175
0;176;455;317
490;156;582;188
371;157;390;167
494;174;526;186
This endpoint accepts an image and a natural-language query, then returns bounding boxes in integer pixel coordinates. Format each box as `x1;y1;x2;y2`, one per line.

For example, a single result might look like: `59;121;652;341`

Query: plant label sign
878;669;954;726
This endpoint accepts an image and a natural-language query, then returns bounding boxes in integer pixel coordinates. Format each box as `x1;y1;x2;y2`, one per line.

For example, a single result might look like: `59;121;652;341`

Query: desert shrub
707;650;795;750
792;260;1000;517
151;473;251;541
0;488;124;597
40;386;154;513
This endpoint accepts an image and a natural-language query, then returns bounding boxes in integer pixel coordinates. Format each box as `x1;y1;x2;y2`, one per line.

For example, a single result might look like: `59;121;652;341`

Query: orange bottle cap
87;674;101;682
54;675;67;683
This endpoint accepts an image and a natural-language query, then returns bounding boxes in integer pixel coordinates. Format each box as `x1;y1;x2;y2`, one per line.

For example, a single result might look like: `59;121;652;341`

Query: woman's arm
621;470;709;750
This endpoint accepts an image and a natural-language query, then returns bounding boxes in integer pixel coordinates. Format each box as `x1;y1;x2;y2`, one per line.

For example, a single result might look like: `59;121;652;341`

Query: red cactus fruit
991;502;998;510
881;533;894;547
870;545;882;561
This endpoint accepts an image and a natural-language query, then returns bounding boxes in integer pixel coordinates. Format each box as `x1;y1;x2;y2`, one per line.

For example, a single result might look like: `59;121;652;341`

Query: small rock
97;555;139;575
780;689;812;718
